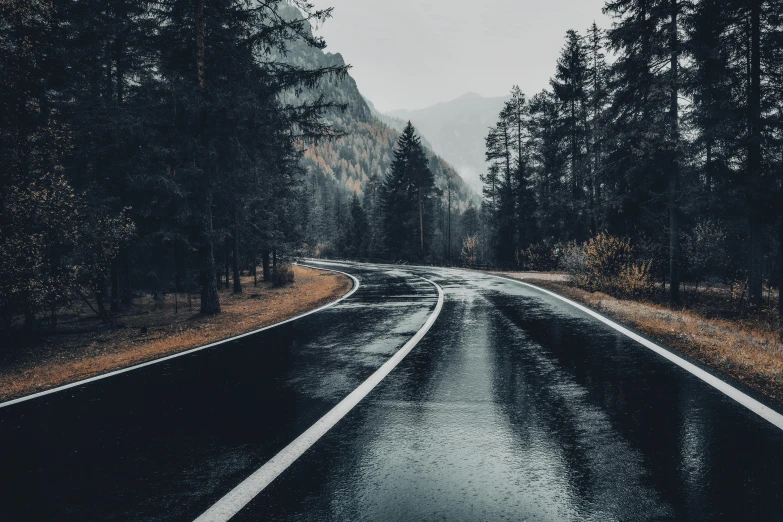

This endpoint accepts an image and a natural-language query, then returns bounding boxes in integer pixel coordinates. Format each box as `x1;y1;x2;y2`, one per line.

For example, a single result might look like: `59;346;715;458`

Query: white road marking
194;276;445;522
486;272;783;431
0;266;360;410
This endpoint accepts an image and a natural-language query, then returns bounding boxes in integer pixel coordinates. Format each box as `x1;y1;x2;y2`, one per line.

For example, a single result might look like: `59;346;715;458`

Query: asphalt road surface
1;260;783;521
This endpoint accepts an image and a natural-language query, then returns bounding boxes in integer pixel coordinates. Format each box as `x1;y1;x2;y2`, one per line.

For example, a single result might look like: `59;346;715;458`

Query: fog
311;0;611;112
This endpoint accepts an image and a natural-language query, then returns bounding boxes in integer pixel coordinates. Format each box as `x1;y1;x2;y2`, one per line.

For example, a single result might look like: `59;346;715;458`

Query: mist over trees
478;0;783;313
300;119;478;264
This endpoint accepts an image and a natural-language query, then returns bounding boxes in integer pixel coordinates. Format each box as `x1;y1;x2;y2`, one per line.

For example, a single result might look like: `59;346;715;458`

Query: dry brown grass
504;276;783;406
0;266;352;402
490;271;569;282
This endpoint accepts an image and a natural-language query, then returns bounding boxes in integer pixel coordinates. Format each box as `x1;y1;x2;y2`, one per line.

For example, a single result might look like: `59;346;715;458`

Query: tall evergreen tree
528;89;568;241
381;122;435;259
486;104;516;266
345;194;369;258
586;22;610;233
551;29;590;241
508;87;538;250
604;0;684;301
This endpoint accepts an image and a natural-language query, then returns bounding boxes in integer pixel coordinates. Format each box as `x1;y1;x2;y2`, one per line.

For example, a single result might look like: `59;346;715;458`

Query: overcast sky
310;0;612;113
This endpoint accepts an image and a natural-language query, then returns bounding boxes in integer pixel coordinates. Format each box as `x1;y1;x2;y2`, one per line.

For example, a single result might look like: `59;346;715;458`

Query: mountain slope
388;92;510;193
276;4;477;258
278;3;475;208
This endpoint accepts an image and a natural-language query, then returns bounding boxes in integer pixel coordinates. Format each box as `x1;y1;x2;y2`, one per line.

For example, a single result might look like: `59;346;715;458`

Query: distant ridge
385;93;511;193
277;3;477;208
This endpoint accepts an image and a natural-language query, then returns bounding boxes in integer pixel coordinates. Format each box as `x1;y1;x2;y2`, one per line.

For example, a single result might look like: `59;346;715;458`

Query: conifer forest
480;1;783;311
2;0;783;335
4;2;783;521
0;0;471;333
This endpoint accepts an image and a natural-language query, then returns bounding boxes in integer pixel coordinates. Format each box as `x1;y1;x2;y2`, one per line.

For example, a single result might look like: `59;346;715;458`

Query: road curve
0;263;439;521
1;261;783;521
239;261;783;521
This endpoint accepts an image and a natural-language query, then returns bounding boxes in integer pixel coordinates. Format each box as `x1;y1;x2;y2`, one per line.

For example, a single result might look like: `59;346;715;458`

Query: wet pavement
1;261;783;521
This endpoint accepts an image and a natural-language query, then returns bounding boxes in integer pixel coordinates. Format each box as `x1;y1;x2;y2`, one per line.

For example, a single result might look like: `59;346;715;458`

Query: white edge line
194;275;445;522
0;265;360;410
483;271;783;431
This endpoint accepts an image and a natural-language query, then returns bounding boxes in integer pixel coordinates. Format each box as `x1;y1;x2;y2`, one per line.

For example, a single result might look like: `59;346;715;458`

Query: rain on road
1;260;782;521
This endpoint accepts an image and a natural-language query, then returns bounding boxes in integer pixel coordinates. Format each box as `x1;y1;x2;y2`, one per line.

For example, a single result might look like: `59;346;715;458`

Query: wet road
2;261;783;521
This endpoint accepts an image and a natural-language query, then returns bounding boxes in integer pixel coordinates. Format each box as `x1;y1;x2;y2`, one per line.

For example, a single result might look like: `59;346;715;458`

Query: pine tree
667;0;684;304
684;0;735;204
381;122;435;259
551;29;590;240
528;89;567;241
346;194;369;258
747;0;764;305
363;172;384;258
152;0;346;313
586;22;610;233
486;104;516;265
604;0;683;301
507;87;538;250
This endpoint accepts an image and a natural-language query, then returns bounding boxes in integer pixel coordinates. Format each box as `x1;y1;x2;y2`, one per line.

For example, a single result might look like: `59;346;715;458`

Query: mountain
364;96;437;152
276;4;478;258
277;3;475;206
387;92;511;193
364;96;406;132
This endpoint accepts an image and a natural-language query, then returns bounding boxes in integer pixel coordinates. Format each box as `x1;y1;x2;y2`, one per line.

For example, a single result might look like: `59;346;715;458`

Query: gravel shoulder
0;266;352;402
494;272;783;408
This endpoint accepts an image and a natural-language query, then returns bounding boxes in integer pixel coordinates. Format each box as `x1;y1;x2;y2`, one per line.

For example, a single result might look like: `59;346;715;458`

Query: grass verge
0;265;352;403
494;272;783;408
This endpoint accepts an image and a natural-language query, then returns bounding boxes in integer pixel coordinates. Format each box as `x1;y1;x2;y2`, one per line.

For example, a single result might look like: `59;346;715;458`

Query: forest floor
0;266;352;402
490;271;783;408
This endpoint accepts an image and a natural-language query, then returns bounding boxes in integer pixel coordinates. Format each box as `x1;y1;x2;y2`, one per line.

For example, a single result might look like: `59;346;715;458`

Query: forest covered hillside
278;3;477;256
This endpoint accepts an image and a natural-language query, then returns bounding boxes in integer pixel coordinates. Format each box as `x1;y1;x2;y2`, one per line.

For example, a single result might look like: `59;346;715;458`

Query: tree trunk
273;249;277;270
262;250;271;282
50;240;61;328
668;0;681;305
571;100;578;197
174;248;180;314
110;257;120;312
706;142;712;195
447;180;452;262
748;0;763;306
1;302;12;341
122;255;132;306
198;193;220;314
195;0;220;315
233;208;241;293
419;189;424;253
224;239;230;289
196;0;206;90
779;213;783;315
24;305;35;336
94;291;111;324
253;258;257;287
779;153;783;316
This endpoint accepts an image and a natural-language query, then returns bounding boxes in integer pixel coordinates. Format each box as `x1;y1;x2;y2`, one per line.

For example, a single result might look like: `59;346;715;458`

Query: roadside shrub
584;233;634;287
617;261;656;298
560;241;589;287
564;232;654;298
313;242;335;259
272;264;295;287
461;235;480;266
